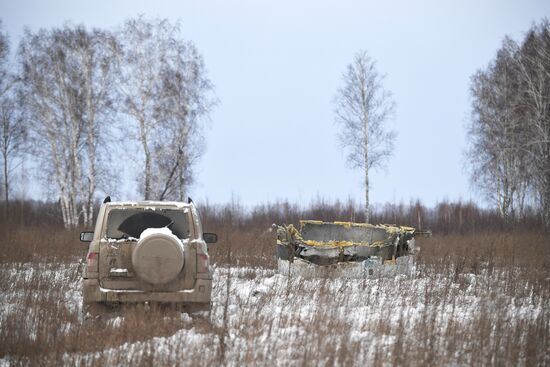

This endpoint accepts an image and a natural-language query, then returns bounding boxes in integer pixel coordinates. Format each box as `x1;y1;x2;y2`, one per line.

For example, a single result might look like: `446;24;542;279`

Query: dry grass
0;225;82;263
0;205;549;366
0;262;215;365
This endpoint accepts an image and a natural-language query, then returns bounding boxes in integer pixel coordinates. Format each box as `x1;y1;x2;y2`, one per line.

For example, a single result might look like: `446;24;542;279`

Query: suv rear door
98;206;197;291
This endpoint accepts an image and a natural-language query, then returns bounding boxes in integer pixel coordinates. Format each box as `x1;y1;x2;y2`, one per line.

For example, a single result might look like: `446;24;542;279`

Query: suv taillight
197;253;209;273
87;252;99;273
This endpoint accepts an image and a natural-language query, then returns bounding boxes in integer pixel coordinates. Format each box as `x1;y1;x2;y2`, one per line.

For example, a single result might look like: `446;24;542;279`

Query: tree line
0;16;548;230
0;15;398;230
467;19;550;228
0;17;216;228
0;197;543;235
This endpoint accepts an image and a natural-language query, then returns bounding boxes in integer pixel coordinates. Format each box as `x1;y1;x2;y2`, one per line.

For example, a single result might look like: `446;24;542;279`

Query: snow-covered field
0;259;549;366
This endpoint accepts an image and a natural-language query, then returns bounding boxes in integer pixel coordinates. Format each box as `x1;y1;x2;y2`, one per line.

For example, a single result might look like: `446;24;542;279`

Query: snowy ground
0;260;548;366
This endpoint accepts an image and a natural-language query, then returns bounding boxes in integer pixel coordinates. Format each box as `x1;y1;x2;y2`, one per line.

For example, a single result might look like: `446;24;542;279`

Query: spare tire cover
132;227;184;285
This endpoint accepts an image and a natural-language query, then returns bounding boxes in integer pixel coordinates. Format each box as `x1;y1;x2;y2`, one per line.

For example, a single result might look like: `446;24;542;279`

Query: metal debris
276;220;431;278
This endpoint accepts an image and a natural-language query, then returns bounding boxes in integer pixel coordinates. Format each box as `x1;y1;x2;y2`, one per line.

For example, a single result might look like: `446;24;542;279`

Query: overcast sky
1;0;549;207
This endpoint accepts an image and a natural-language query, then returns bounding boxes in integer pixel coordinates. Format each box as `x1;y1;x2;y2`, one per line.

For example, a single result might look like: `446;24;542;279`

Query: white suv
80;198;217;315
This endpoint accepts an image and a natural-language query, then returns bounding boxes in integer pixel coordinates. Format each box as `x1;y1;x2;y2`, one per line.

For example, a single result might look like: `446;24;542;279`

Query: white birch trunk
139;117;152;200
85;64;96;227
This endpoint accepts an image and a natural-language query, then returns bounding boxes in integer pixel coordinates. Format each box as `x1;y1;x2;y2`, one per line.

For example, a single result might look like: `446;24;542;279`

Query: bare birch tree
468;19;550;228
153;41;215;201
18;25;118;228
515;21;550;228
117;17;163;200
118;17;215;200
468;40;530;220
0;23;26;213
334;50;396;223
0;91;26;210
519;21;550;228
76;28;120;226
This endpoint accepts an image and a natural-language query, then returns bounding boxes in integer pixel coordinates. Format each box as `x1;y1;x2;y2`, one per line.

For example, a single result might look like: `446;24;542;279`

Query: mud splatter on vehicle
276;220;430;278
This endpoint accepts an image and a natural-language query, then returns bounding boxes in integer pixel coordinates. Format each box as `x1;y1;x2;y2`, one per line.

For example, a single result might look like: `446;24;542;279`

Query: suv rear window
106;209;190;239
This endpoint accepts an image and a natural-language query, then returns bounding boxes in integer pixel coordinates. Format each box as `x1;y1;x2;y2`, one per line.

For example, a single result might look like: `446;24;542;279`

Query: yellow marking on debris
286;224;302;241
282;220;420;250
299;219;416;233
302;239;390;248
378;224;416;234
303;240;356;248
301;220;324;224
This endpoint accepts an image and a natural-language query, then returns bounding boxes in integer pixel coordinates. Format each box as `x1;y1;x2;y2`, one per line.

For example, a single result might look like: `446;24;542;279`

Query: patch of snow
0;261;547;366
